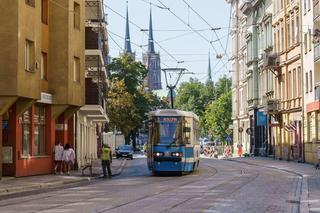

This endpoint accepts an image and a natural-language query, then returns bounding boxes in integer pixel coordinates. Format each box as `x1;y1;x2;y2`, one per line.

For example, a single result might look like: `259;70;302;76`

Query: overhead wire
181;0;229;59
104;4;180;64
156;0;229;74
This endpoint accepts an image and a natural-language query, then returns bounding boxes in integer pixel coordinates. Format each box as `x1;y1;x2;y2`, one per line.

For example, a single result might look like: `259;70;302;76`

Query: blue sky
105;0;231;95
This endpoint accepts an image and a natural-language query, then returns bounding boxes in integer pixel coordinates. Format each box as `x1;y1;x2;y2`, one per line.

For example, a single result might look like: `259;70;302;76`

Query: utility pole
162;68;192;109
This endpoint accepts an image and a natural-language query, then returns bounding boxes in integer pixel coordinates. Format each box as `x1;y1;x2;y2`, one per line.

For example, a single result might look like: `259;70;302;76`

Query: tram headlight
153;152;164;157
171;152;183;157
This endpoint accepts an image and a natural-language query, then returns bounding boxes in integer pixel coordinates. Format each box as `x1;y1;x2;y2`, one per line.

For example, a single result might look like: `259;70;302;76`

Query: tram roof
149;109;199;120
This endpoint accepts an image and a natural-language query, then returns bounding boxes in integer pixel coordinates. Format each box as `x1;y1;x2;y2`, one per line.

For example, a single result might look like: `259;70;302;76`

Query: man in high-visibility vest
101;144;112;178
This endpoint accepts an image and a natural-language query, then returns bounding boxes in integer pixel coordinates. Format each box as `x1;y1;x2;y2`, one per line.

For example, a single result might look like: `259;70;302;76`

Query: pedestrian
101;144;112;178
53;141;64;174
237;143;243;157
62;143;75;175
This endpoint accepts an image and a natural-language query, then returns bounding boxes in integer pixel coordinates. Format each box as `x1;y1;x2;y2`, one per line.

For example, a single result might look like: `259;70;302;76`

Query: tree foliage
174;76;231;138
107;55;162;145
203;92;232;142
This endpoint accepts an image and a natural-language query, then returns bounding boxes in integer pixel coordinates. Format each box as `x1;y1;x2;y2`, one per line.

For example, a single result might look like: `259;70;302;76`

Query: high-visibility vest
102;147;111;161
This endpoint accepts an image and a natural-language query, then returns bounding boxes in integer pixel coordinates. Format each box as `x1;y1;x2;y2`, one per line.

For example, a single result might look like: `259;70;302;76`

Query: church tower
123;3;135;58
143;8;162;90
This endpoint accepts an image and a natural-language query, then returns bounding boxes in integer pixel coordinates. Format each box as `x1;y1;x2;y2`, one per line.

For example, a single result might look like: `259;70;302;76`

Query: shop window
21;109;31;156
34;105;46;156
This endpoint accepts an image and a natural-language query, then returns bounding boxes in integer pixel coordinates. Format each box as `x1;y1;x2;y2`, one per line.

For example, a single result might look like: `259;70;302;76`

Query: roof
149;109;199;121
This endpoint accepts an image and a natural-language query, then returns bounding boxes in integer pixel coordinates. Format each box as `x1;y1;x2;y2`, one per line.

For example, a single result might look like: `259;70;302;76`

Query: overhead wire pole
162;68;193;108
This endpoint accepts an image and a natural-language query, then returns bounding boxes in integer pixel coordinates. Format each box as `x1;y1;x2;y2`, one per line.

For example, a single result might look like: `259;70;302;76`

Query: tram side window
184;117;193;144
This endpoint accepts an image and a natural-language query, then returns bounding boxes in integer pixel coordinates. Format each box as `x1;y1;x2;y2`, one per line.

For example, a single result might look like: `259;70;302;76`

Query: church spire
124;3;132;54
208;52;212;82
148;8;155;53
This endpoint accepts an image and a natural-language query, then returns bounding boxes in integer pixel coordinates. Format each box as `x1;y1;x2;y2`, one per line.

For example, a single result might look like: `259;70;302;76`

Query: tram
147;109;201;174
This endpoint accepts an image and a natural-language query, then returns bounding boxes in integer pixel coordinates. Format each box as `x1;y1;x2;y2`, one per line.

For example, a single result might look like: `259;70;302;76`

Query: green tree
214;75;231;99
204;92;232;142
107;55;162;146
107;80;139;137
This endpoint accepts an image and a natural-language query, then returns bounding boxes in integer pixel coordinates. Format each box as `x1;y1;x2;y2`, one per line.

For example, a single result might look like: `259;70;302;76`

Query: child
53;141;64;174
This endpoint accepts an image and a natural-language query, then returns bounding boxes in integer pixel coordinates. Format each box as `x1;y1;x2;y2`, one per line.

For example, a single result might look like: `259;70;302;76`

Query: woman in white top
53;141;64;174
62;143;75;175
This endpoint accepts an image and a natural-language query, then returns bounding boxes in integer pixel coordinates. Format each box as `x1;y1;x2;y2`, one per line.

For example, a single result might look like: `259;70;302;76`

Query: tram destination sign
159;117;180;123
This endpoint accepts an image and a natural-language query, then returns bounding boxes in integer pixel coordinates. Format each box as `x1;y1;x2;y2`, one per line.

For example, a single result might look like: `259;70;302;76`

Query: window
304;0;307;14
296;15;299;43
34;105;46;156
306;72;309;93
41;52;47;80
288;71;292;99
25;39;35;72
310;70;313;92
293;69;296;98
304;33;308;53
291;18;295;44
298;67;302;96
41;0;48;24
25;0;35;7
73;56;80;82
74;2;80;29
21;109;31;156
308;29;312;51
287;20;291;47
281;25;284;51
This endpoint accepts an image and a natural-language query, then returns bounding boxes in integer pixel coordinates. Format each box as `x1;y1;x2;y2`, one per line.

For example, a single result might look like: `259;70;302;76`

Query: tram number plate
165;152;171;157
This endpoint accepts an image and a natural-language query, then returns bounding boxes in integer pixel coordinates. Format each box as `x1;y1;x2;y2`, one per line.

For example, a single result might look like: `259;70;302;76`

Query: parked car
116;145;134;160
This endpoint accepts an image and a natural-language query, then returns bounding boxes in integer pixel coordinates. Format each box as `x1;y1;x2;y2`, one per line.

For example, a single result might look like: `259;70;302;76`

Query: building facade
304;0;320;164
228;0;251;156
0;0;85;177
76;0;109;168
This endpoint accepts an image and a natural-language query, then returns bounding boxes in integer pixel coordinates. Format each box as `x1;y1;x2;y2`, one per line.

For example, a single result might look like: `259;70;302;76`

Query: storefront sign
3;146;13;163
55;124;68;131
257;111;267;126
37;92;53;104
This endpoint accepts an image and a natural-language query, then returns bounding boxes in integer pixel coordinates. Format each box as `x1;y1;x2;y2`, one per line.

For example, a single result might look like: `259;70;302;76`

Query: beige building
0;0;85;177
269;0;303;161
76;0;109;168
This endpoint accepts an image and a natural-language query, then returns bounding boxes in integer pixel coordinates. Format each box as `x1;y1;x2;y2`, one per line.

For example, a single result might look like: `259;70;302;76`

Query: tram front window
155;117;182;145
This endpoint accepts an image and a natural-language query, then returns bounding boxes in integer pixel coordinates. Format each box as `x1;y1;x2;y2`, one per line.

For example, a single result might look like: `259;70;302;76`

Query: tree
175;78;213;117
108;55;147;94
203;92;232;142
214;75;231;99
107;80;139;137
107;55;163;146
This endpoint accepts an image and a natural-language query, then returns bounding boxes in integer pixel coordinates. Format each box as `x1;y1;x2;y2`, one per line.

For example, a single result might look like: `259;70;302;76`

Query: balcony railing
314;43;320;61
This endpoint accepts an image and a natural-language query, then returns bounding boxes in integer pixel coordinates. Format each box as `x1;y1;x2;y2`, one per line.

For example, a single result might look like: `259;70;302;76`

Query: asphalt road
0;156;301;213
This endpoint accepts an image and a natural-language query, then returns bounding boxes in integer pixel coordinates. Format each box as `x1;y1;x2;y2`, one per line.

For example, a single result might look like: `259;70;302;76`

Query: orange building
0;0;85;177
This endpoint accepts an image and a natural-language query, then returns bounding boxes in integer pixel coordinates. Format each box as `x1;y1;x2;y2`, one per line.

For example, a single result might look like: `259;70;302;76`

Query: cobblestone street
0;157;318;213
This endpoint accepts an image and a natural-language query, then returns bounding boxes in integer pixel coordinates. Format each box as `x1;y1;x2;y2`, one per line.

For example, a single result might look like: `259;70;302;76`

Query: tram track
95;161;219;213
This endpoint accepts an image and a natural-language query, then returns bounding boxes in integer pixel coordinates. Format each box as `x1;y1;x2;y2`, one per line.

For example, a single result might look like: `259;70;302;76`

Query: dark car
116;145;134;160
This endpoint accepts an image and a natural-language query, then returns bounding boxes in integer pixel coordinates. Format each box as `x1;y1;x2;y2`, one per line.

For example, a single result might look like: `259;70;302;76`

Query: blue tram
147;109;200;174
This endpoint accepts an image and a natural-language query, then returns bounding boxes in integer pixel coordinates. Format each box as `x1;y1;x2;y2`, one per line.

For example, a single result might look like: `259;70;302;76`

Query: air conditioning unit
263;53;280;69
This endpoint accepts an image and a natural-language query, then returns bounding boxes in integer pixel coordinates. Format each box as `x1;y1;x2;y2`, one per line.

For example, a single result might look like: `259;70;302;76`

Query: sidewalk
227;157;320;213
0;158;126;197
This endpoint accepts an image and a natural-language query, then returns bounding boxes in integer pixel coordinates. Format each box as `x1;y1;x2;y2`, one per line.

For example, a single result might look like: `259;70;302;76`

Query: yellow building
0;0;85;177
271;0;303;161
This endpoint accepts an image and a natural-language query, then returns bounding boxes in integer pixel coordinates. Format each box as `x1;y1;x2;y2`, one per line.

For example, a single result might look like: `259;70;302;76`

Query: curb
225;158;309;213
